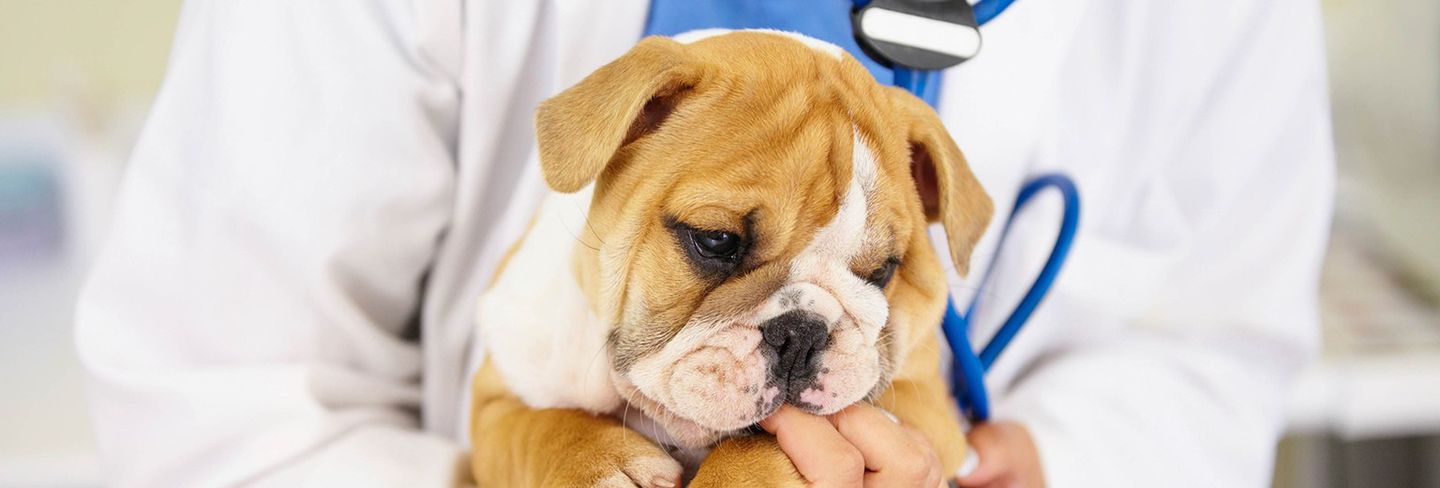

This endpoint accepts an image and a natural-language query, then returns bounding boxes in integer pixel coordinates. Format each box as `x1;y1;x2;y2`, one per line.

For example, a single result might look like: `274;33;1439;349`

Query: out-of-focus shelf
1287;230;1440;440
1287;352;1440;439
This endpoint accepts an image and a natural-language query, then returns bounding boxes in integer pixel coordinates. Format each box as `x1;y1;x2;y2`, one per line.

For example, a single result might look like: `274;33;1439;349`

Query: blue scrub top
643;0;943;105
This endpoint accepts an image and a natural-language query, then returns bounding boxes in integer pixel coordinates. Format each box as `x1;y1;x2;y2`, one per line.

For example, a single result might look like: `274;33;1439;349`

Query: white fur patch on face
671;28;846;60
788;130;878;270
852;128;880;195
763;129;888;347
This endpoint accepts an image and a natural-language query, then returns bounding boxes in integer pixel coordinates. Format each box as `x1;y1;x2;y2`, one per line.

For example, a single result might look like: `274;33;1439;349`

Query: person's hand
760;404;944;487
955;421;1045;488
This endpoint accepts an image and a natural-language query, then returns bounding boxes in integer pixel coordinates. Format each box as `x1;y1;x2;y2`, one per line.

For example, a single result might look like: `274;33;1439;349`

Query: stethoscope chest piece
852;0;982;70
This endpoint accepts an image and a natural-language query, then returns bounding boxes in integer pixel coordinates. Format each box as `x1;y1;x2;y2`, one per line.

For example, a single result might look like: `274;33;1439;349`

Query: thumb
955;423;1008;486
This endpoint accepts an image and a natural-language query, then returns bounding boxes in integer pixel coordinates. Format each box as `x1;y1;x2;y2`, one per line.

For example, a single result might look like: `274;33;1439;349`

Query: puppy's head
536;31;991;448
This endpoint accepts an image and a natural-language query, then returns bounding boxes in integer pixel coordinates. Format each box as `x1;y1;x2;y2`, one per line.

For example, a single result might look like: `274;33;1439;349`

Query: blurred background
1;0;1436;486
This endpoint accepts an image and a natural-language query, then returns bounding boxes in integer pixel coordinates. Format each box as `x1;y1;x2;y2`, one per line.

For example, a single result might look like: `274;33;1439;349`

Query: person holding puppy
76;1;1332;487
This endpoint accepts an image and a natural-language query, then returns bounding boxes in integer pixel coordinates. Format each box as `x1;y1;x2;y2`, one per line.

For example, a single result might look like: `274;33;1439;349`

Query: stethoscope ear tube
972;0;1017;26
948;173;1081;423
973;174;1081;369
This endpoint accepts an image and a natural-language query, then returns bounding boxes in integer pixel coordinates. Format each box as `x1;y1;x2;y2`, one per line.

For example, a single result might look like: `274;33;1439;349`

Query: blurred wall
1274;0;1440;487
0;2;182;486
1325;0;1440;300
0;0;182;110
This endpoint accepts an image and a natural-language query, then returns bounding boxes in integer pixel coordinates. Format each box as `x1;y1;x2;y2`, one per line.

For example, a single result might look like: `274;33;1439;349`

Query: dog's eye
866;258;901;288
666;218;750;277
693;230;742;260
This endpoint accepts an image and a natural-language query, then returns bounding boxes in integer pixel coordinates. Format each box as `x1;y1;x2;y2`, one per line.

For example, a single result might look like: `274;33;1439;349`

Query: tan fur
689;435;805;487
472;31;991;486
471;360;681;486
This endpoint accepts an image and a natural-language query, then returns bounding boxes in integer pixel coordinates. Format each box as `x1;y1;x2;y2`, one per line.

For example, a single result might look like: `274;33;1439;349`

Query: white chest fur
476;187;622;413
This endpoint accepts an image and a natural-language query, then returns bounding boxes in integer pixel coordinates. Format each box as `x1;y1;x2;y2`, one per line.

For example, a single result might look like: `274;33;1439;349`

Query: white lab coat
74;0;1334;486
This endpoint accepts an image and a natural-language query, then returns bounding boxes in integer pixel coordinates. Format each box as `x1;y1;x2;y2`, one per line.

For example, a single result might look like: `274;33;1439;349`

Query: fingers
902;425;946;488
956;422;1044;488
827;404;941;487
761;404;948;488
956;423;1005;486
903;425;946;487
761;405;865;487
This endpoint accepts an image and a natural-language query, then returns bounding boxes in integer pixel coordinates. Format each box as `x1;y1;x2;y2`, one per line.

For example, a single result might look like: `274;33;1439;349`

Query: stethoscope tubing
946;174;1081;422
971;174;1080;369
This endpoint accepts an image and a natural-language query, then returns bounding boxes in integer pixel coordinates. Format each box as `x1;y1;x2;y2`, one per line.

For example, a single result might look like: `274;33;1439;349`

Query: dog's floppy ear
535;36;699;193
887;87;993;276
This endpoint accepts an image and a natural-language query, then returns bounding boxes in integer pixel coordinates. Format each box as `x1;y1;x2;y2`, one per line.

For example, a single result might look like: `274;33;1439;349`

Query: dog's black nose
761;310;830;387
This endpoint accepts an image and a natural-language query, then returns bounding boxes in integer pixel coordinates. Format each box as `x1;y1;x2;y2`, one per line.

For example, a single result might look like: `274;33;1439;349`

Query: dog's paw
587;455;683;488
690;434;805;488
547;427;682;488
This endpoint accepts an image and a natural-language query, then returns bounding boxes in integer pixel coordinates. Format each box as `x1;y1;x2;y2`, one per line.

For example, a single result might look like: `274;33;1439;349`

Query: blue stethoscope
942;174;1079;422
644;0;1079;424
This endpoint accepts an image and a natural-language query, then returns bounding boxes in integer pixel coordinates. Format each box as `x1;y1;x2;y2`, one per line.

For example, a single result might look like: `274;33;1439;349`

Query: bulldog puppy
470;29;992;487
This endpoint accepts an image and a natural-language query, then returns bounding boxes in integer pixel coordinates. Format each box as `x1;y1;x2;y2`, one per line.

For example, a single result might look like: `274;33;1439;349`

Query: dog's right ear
535;36;699;193
886;87;993;277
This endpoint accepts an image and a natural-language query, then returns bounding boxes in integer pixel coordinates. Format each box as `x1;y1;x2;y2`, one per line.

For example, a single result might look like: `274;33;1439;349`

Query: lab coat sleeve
992;1;1333;486
74;0;466;486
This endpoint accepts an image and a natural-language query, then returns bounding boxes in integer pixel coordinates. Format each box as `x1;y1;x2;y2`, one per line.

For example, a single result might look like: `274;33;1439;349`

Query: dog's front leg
689;434;806;487
469;360;681;487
